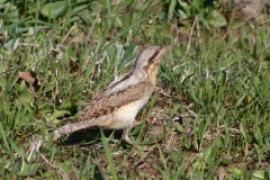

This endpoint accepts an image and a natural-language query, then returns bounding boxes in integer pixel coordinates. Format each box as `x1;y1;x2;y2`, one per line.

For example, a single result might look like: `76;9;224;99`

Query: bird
53;46;168;144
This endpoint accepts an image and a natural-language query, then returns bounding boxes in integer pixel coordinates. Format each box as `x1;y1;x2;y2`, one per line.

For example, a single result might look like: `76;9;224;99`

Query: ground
0;0;270;179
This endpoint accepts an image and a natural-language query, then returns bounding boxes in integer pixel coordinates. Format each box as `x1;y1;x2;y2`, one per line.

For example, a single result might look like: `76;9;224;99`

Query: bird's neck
133;63;159;86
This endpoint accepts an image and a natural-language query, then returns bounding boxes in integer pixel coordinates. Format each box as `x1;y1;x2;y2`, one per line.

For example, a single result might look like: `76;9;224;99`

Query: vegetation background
0;0;270;179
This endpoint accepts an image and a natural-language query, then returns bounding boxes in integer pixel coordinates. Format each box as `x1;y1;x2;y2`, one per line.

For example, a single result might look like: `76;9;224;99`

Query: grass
0;0;270;179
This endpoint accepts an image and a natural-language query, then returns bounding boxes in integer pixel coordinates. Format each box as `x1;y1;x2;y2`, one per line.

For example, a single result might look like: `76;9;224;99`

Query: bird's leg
122;126;134;145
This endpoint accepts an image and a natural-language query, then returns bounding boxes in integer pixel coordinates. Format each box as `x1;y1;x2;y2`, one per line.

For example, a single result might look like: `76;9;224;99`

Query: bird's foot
121;128;138;146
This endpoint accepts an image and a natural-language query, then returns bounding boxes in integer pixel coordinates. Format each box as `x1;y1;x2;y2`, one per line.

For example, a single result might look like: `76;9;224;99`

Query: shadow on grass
60;128;124;146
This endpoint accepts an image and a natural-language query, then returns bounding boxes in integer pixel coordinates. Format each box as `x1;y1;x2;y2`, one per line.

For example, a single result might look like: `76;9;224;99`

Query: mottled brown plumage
79;81;153;119
53;46;167;142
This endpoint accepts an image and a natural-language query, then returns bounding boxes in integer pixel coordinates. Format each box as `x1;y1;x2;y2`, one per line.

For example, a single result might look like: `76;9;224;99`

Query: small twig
184;16;198;58
19;43;39;47
196;16;201;46
61;25;77;45
26;133;53;161
39;153;69;180
133;145;158;167
27;135;43;162
155;87;172;99
166;132;176;149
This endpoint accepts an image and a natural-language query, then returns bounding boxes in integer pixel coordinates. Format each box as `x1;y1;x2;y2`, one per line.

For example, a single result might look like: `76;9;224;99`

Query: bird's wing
79;81;152;120
92;71;132;100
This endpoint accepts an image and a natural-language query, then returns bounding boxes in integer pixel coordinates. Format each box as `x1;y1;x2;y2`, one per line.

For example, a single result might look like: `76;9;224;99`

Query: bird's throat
147;64;159;86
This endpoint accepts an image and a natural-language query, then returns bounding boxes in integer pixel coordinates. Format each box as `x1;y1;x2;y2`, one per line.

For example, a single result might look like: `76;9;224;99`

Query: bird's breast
108;92;152;129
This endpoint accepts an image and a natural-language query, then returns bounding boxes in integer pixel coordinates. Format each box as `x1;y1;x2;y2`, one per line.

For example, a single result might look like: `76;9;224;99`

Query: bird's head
134;46;168;86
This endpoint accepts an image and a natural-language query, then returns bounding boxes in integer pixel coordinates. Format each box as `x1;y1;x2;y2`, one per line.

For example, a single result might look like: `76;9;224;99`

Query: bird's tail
53;118;103;141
